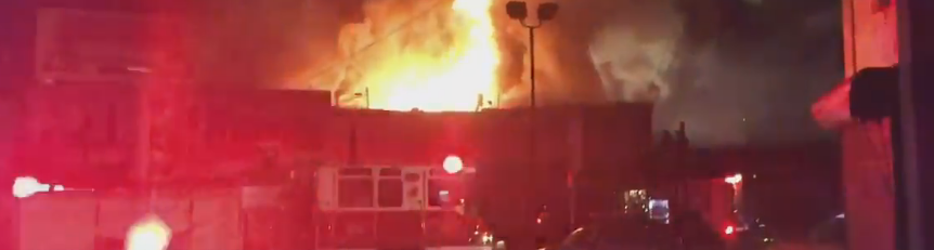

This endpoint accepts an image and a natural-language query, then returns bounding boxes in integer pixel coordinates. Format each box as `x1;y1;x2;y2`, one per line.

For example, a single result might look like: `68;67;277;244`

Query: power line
304;0;451;85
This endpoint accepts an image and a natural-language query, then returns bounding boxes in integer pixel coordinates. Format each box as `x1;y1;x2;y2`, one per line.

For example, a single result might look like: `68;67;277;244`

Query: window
377;179;403;207
428;178;459;207
338;179;373;208
337;168;407;208
380;168;402;176
341;168;373;176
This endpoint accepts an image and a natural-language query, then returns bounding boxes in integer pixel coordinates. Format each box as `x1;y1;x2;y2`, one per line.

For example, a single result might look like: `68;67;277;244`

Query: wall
14;84;141;186
0;93;24;250
34;8;185;84
17;189;244;250
840;0;898;249
0;0;36;90
325;104;653;171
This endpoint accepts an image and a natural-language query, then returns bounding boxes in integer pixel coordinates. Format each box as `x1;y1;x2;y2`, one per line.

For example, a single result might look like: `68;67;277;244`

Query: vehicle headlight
481;233;494;245
493;240;506;250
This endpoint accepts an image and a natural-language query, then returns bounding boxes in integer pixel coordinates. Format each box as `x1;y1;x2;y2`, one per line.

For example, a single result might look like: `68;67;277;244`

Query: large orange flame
336;0;501;111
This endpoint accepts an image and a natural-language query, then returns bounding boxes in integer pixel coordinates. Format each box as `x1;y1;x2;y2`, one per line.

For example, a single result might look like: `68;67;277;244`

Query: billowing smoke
288;0;695;108
650;0;843;146
587;0;684;103
498;0;842;145
492;0;694;106
188;0;841;146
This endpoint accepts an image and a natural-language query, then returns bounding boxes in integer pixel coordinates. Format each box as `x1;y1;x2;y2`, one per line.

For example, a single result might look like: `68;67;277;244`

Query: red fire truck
314;105;653;250
314;158;495;250
8;81;655;250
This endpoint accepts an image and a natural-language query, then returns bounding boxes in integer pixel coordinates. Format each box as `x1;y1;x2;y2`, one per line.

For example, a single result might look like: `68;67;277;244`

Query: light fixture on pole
505;0;560;175
505;1;558;109
506;2;558;248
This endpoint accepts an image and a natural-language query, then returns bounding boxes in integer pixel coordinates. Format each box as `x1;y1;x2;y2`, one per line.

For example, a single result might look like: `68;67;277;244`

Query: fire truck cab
315;160;494;250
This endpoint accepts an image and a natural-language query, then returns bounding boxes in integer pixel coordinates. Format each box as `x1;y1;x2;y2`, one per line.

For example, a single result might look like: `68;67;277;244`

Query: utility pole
506;2;558;249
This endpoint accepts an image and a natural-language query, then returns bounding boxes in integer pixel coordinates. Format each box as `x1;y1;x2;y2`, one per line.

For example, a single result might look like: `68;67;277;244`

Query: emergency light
126;214;172;250
12;176;80;198
443;155;464;174
11;176;61;198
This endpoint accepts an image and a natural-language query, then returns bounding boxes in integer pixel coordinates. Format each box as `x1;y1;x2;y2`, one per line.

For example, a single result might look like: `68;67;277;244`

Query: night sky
655;0;844;146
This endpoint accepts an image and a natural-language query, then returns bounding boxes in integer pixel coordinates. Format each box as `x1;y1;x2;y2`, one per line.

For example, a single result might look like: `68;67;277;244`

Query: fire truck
314;159;493;250
6;4;663;250
7;80;655;250
315;105;654;250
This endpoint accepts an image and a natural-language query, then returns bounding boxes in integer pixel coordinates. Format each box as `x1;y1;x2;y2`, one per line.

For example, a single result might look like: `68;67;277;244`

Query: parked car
558;213;725;250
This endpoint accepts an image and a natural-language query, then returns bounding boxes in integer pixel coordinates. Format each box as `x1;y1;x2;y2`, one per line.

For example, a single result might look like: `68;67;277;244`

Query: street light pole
529;26;537;109
506;2;558;249
506;1;557;108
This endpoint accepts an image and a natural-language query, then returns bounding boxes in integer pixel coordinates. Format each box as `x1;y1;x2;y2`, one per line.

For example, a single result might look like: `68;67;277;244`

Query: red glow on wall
812;78;854;129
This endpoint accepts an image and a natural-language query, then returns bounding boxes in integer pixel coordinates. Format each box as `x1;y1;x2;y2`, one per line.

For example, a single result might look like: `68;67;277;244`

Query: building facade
812;0;897;250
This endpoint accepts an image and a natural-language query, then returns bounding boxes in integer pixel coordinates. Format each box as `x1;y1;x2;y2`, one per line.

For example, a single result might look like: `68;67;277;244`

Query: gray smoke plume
498;0;842;145
187;0;842;146
587;0;684;103
492;0;693;106
650;0;843;146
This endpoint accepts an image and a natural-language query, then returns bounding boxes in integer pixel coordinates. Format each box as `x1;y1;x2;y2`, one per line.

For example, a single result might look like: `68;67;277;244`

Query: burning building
3;0;668;249
8;81;654;249
810;0;897;249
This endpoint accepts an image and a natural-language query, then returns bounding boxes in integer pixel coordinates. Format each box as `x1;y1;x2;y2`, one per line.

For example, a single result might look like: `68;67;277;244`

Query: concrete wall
840;0;898;250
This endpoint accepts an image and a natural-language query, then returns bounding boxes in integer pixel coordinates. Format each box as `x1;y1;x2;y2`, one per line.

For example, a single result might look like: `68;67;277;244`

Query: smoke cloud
586;0;684;103
650;1;843;146
491;0;693;106
188;0;842;146
512;0;842;145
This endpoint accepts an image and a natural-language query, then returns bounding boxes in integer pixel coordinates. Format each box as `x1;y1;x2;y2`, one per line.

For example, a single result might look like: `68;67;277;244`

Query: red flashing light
12;176;46;198
725;174;743;184
126;214;172;250
724;225;735;235
443;155;464;174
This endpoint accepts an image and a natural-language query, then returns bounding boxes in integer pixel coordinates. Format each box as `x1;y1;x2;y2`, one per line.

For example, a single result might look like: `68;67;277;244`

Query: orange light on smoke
443;155;464;174
126;214;172;250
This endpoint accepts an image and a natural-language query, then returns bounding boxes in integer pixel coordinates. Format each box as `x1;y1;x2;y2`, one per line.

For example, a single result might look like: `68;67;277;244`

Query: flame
335;0;500;111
